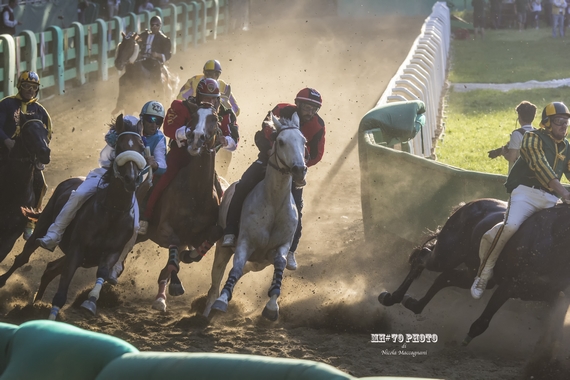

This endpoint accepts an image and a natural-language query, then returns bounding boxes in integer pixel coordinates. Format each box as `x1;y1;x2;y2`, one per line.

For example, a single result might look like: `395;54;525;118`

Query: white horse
204;113;307;320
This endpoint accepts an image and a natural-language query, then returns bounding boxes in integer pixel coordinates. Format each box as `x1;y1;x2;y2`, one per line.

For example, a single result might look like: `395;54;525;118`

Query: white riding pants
477;185;559;280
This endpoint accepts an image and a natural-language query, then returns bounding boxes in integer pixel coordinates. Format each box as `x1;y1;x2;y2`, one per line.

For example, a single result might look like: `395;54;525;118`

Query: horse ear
291;112;300;128
271;113;282;130
121;31;126;39
115;114;124;133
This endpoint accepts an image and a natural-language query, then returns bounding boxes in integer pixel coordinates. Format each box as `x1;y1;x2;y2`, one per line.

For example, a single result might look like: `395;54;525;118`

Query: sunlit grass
437;87;570;176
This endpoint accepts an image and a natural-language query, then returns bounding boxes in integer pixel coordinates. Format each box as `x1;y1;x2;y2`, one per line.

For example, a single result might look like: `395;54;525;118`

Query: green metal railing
0;0;230;99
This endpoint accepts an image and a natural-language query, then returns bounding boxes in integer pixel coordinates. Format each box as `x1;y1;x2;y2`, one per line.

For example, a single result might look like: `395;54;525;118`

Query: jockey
177;59;240;116
37;101;167;252
221;87;326;271
138;16;172;86
0;71;52;240
471;102;570;299
138;77;239;234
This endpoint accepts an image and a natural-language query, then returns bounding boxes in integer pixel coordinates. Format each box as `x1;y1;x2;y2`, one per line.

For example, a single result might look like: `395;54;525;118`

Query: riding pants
142;144;190;220
42;168;106;243
477;185;559;280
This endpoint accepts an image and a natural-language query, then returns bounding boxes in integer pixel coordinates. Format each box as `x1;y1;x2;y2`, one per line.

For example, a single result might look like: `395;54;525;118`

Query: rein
267;127;300;175
8;119;46;163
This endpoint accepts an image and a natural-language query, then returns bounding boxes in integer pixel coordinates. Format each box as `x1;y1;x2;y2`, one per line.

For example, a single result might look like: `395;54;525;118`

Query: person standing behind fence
514;0;529;31
552;0;567;37
488;101;537;172
472;0;486;38
0;0;22;36
530;0;541;28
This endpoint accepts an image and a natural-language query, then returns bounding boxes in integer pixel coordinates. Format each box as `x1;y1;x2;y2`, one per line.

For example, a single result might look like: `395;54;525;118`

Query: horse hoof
262;305;279;321
212;299;228;313
378;291;392;306
462;335;473;346
81;300;97;316
152;297;167;312
168;283;185;297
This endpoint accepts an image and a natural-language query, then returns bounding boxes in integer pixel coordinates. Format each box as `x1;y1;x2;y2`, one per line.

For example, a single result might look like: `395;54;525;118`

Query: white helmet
140;100;165;118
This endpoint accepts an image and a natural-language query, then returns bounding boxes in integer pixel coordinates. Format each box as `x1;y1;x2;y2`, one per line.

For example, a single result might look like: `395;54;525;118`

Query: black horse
112;32;178;116
0;116;50;264
0;115;146;320
378;198;570;344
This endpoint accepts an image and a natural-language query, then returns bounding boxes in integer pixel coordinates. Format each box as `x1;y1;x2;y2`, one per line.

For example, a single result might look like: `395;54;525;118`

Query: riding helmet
203;60;222;74
541;102;570;128
196;78;220;98
295;88;322;107
140;100;165;118
17;71;40;89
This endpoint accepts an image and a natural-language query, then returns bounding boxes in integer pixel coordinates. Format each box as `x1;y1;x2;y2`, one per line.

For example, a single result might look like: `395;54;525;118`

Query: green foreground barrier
0;321;441;380
359;102;508;245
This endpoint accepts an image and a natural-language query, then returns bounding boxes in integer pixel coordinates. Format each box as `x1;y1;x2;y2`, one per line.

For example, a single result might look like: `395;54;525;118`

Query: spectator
530;0;541;28
487;101;537;173
490;0;502;28
472;0;486;39
552;0;567;37
543;0;552;26
0;0;22;36
514;0;529;31
107;0;120;19
138;0;154;13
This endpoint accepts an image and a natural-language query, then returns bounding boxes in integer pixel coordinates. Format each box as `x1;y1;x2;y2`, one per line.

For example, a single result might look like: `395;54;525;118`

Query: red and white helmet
196;77;220;98
295;88;322;107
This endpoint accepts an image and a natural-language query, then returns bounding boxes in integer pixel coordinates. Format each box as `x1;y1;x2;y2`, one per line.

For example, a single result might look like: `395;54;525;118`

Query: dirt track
0;12;566;380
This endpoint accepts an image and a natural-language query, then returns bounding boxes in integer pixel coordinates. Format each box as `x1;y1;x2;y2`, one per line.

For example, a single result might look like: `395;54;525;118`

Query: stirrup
221;234;236;247
138;220;149;235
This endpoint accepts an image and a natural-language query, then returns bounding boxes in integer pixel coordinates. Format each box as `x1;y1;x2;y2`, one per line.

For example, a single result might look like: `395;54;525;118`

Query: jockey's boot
470;268;493;299
23;221;35;241
37;234;59;252
221;234;236;247
138;220;149;235
286;251;297;271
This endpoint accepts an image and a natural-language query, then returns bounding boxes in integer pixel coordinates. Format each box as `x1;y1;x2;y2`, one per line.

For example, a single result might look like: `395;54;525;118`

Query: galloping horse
378;198;570;344
0;116;50;264
204;113;307;321
137;102;224;312
0;115;146;320
112;32;179;116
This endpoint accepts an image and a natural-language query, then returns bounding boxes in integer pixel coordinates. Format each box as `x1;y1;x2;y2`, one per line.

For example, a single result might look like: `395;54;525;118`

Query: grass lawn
437;18;570;176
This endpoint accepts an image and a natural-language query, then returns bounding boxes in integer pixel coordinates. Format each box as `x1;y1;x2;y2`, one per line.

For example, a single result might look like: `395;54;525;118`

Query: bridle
267;127;303;175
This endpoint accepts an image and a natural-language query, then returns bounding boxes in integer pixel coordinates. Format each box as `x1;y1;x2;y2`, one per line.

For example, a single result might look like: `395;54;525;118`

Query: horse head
114;32;140;71
111;114;146;192
185;102;220;156
12;113;51;166
269;112;307;187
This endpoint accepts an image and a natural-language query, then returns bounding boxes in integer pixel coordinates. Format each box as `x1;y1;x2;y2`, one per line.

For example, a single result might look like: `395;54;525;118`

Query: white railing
376;1;450;157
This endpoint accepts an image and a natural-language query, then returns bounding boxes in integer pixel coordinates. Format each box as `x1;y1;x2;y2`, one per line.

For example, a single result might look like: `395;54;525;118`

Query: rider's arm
98;144;115;168
219;114;237;152
153;134;167;175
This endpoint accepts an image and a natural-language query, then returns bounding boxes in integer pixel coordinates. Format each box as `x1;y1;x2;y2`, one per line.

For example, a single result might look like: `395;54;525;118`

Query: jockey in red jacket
221;88;326;271
138;78;239;234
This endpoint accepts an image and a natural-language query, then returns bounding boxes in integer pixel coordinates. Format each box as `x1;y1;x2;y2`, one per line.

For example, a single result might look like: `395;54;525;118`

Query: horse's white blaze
128;43;140;64
188;107;214;155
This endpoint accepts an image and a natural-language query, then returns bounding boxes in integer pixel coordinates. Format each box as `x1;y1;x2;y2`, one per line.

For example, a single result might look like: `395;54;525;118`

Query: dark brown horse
136;102;224;312
0;115;146;320
378;198;570;344
112;32;178;116
0;116;50;263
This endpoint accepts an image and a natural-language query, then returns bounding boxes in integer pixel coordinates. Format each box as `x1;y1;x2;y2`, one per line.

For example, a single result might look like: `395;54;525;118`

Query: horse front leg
204;244;232;318
0;237;41;288
402;268;475;314
80;277;104;316
262;247;287;321
34;256;65;303
378;246;430;307
212;244;250;313
49;254;81;320
152;245;180;312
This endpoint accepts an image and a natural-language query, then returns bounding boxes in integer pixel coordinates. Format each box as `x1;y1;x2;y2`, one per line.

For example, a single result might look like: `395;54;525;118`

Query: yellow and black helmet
541;102;570;128
203;59;222;74
17;71;40;88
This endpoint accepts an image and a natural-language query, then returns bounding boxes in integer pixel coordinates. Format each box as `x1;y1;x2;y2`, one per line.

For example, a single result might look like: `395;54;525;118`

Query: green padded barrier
0;320;138;380
0;323;17;376
360;101;425;145
95;352;354;380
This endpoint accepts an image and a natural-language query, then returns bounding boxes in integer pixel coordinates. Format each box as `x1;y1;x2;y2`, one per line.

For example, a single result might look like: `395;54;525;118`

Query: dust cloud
0;5;565;379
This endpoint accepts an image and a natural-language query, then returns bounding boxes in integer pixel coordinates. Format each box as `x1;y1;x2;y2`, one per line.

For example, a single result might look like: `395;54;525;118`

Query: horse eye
278;139;285;147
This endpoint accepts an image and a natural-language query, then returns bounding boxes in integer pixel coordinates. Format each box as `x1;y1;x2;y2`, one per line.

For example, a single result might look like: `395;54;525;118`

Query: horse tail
20;207;41;222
